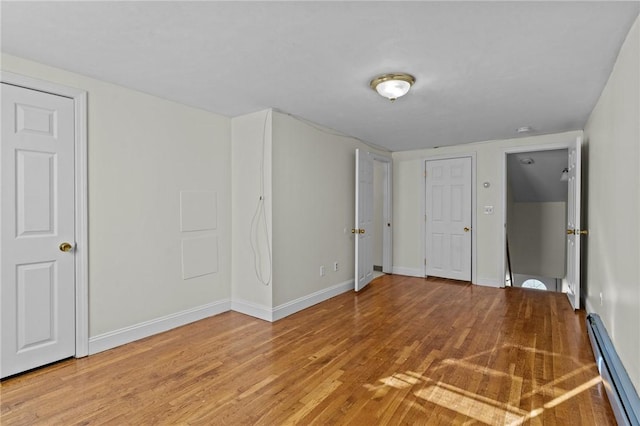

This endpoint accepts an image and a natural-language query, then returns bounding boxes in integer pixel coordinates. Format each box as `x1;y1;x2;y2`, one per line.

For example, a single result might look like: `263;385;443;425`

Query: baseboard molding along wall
474;277;503;288
88;299;231;355
271;279;353;321
233;279;354;323
391;267;424;277
88;280;354;354
231;299;273;322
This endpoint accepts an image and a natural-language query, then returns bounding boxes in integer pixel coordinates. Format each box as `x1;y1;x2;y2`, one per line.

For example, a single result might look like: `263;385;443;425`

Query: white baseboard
87;281;355;354
231;299;273;322
271;279;353;321
475;277;502;288
231;280;354;322
391;266;424;277
88;299;231;355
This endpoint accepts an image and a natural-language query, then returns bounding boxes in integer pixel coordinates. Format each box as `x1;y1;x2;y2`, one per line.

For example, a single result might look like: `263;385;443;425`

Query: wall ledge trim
88;299;231;354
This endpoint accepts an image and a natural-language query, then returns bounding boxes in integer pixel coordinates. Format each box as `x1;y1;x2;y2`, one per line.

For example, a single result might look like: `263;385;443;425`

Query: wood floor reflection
1;275;615;425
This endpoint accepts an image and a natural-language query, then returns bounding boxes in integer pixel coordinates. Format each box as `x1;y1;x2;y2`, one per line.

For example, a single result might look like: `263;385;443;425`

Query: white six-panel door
1;83;76;378
425;157;472;281
354;149;374;291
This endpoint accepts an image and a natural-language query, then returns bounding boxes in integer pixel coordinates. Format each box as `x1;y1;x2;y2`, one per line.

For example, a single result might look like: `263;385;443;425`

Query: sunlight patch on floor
363;342;605;424
379;373;421;389
414;384;525;424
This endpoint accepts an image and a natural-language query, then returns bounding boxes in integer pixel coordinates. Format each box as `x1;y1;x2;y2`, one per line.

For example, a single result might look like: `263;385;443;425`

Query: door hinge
424;259;427;266
424;170;427;178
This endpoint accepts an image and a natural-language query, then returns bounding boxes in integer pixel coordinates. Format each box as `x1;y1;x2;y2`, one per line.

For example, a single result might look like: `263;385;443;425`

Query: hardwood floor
1;275;615;425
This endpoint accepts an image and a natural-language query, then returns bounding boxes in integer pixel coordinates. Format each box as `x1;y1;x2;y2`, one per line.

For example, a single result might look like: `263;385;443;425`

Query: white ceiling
507;149;568;203
2;1;638;152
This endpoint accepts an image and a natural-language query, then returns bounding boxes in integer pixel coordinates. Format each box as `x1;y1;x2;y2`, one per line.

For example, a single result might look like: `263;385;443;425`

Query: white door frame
500;141;573;291
1;71;89;357
371;154;392;273
422;153;477;283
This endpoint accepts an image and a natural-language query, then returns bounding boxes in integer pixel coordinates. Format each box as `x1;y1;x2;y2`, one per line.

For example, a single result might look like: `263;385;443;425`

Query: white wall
1;54;232;337
508;202;566;278
392;130;582;286
583;17;639;391
271;112;388;307
231;110;273;317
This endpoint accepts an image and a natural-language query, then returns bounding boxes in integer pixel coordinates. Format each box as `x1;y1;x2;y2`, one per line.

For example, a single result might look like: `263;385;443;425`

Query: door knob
59;242;73;252
359;229;365;234
567;229;575;235
567;229;588;236
464;227;470;232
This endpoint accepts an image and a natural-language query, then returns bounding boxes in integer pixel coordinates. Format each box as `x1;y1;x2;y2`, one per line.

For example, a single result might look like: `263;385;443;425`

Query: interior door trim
1;71;89;357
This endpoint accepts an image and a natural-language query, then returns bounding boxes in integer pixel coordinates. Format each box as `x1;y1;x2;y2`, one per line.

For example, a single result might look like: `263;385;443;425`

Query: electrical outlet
333;261;339;272
320;266;325;277
484;205;494;215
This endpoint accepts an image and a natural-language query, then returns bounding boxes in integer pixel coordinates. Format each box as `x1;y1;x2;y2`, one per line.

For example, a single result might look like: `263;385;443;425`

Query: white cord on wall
249;110;272;286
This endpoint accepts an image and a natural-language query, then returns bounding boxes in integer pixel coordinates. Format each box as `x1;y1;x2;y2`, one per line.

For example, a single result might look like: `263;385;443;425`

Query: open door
354;149;374;291
565;136;583;310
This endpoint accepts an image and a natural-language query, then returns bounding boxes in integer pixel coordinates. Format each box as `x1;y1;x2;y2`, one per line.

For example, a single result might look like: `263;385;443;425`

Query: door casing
1;71;89;357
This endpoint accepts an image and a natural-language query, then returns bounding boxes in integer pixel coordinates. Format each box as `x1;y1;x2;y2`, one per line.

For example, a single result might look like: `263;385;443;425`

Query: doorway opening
354;150;392;291
373;158;391;278
505;149;568;293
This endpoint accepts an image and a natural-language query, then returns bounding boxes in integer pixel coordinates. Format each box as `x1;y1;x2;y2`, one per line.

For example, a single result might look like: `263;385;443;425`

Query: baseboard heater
586;314;640;425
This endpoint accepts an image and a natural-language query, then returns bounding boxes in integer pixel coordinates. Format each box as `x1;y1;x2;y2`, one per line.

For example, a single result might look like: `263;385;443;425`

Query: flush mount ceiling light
370;73;415;101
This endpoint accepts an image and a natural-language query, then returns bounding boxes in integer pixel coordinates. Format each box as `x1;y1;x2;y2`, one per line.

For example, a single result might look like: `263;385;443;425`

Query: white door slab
354;149;374;291
425;157;472;281
565;137;582;310
1;83;76;378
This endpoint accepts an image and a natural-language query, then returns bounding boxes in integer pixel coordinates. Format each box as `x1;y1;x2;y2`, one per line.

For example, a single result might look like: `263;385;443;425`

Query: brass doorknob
59;242;73;252
464;227;470;232
567;229;575;235
567;229;588;236
359;229;365;234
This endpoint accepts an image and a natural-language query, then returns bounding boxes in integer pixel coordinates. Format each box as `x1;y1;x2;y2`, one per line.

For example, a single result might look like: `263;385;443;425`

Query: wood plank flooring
1;275;615;425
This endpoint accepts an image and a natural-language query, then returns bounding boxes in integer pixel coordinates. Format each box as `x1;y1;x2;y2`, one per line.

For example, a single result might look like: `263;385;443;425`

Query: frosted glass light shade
370;73;415;101
375;80;411;100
